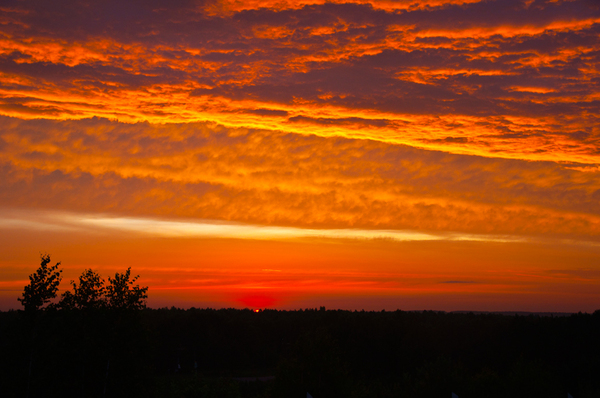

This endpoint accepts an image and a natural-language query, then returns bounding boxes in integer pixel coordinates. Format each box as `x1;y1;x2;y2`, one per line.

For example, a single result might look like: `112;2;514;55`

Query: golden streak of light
0;209;531;243
2;85;597;165
205;0;483;15
412;18;600;39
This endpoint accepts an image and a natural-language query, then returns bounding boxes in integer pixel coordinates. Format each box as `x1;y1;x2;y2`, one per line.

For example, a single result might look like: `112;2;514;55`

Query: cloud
287;115;390;127
0;0;597;165
1;116;600;239
0;1;599;244
0;208;515;243
244;108;289;117
546;268;600;280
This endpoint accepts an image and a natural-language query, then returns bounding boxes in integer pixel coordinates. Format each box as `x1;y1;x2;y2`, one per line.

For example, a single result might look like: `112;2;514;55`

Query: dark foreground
1;308;599;398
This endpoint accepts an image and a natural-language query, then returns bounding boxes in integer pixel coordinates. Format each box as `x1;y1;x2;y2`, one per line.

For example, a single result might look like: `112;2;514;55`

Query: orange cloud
0;0;597;164
1;116;600;239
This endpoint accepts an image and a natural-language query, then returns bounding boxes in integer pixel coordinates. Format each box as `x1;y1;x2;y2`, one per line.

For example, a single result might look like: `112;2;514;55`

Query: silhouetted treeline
2;307;600;398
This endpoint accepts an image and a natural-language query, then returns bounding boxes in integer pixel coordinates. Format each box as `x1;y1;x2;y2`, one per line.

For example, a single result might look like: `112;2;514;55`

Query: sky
1;0;600;312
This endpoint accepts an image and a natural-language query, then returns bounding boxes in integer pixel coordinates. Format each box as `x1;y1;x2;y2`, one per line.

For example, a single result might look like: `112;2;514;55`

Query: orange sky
1;0;599;311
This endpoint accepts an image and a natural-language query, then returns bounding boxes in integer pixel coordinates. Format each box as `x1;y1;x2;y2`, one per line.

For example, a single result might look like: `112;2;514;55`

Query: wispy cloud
0;208;529;243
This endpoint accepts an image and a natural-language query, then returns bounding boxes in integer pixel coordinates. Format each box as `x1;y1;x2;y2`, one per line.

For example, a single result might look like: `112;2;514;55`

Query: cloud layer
2;116;600;239
1;0;599;164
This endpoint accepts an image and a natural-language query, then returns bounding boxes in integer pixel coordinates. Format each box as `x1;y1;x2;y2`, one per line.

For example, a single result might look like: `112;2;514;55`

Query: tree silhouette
106;267;148;310
58;267;148;311
18;253;62;312
59;268;106;310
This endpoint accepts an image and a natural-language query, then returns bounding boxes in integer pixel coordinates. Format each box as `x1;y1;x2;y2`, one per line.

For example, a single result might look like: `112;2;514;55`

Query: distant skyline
1;0;600;311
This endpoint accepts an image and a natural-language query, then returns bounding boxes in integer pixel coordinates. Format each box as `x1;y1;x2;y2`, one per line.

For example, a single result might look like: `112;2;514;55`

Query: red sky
1;0;599;311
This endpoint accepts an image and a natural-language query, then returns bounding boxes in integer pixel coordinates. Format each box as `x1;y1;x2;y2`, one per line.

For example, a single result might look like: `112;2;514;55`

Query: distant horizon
1;302;592;316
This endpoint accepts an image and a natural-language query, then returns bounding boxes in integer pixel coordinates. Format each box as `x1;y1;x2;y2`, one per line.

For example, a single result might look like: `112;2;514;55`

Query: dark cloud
547;269;600;280
424;136;470;143
395;0;600;31
287;115;390;127
244;108;289;117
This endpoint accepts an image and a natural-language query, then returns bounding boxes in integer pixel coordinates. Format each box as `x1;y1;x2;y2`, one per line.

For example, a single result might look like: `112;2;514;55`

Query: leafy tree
59;267;148;311
59;268;106;310
106;267;148;310
18;254;62;312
